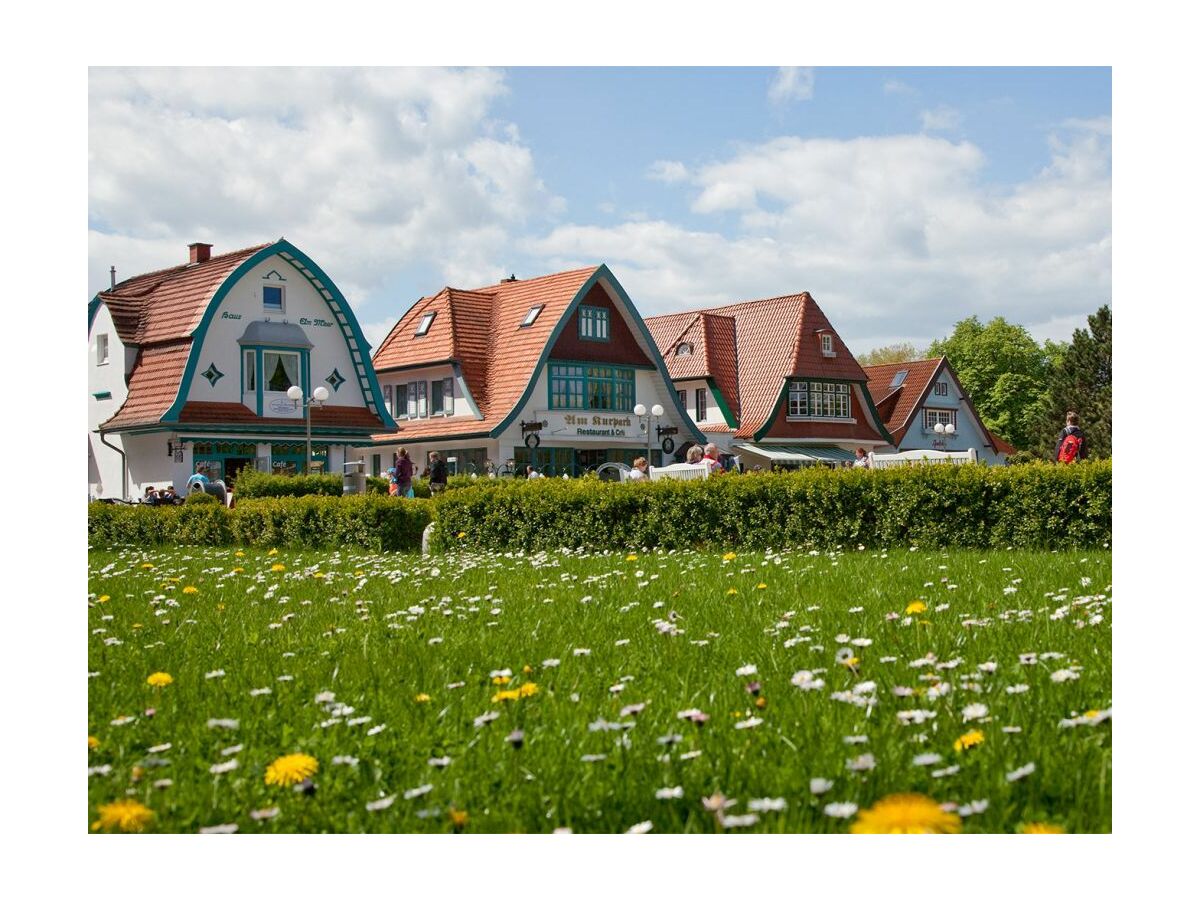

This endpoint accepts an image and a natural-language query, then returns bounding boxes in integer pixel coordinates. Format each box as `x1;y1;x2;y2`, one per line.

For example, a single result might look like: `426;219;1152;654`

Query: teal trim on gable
160;240;398;432
88;296;102;333
489;266;704;445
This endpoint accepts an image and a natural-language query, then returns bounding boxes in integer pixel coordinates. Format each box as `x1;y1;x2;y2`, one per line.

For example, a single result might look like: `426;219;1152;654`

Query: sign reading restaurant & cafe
533;410;658;441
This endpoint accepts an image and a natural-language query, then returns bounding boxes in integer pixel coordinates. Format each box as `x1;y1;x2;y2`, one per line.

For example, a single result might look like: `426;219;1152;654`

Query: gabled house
646;293;892;468
864;357;1014;465
361;265;702;477
88;240;395;499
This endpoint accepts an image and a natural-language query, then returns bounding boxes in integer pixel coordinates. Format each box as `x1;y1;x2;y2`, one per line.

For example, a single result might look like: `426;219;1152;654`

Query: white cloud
525;123;1110;346
88;68;562;314
768;67;815;105
646;160;689;183
884;79;916;96
920;105;962;132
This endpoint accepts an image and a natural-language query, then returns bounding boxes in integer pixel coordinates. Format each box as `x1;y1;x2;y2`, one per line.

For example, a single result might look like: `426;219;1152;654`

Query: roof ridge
103;242;271;295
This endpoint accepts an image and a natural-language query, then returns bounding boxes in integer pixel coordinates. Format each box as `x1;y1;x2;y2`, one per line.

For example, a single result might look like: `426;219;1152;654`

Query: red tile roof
95;243;388;435
178;402;385;431
647;293;871;439
371;268;603;442
646;312;741;425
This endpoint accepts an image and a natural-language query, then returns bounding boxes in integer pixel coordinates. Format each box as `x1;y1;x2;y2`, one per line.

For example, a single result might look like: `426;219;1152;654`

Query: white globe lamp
633;403;647;417
934;422;945;435
286;385;303;401
944;422;956;435
313;385;330;403
651;404;664;417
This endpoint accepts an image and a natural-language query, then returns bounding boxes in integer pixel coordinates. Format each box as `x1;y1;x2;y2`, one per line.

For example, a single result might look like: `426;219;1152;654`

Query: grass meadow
88;544;1111;833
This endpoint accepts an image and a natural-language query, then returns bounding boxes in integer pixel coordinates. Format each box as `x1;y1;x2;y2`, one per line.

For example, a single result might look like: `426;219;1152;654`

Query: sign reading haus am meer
535;410;662;441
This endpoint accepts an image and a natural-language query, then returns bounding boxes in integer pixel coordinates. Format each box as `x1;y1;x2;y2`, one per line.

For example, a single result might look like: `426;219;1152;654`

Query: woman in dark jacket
429;451;449;494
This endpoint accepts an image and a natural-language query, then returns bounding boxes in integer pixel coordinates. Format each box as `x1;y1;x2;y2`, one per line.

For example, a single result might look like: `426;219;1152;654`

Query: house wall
548;283;654;367
182;255;372;417
377;363;477;422
88;304;132;499
895;369;1005;465
759;383;890;447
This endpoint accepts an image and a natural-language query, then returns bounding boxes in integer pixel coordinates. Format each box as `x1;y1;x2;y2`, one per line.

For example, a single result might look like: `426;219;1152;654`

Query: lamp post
633;402;665;466
287;384;330;472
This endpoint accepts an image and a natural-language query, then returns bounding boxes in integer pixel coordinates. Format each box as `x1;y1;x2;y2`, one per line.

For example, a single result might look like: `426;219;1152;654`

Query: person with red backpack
1054;411;1088;463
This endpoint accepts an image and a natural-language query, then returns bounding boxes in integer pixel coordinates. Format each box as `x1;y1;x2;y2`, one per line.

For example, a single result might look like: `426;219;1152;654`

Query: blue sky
88;67;1111;354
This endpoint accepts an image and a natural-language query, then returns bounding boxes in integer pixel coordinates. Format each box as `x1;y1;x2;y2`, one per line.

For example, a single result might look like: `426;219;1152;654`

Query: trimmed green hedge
88;496;433;552
430;461;1111;552
239;470;489;499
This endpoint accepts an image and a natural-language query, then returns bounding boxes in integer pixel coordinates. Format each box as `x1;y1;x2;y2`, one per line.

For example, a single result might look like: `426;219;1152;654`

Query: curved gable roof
95;241;393;434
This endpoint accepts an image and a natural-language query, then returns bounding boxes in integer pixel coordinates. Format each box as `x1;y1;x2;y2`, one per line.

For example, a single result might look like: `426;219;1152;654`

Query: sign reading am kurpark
535;410;664;441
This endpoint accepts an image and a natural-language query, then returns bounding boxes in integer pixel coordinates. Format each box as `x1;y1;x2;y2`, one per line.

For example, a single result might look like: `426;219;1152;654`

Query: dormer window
263;285;285;314
820;333;835;356
676;342;694;357
415;312;436;336
521;305;544;327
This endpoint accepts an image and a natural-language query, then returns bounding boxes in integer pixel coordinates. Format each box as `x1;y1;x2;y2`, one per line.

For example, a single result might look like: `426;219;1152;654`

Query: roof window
415;312;436;336
889;369;908;389
521;305;543;327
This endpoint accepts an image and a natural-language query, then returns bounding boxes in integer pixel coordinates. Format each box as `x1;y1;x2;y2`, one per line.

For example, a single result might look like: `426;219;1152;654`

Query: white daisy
810;778;834;795
823;802;859;818
1006;762;1036;782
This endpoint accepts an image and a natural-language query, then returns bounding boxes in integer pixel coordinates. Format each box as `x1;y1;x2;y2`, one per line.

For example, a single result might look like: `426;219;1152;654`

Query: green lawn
88;545;1111;833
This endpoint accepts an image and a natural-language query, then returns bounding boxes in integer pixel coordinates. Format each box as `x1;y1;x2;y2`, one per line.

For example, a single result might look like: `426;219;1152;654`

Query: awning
733;443;857;464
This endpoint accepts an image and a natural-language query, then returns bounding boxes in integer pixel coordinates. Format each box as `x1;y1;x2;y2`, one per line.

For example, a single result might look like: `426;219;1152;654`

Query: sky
88;67;1111;355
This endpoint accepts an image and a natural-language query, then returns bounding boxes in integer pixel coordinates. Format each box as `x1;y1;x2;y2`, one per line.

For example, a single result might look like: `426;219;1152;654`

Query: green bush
431;460;1111;552
89;496;433;552
184;491;219;505
234;470;343;498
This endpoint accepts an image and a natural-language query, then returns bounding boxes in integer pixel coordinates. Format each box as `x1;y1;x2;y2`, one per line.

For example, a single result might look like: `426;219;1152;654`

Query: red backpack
1057;432;1083;463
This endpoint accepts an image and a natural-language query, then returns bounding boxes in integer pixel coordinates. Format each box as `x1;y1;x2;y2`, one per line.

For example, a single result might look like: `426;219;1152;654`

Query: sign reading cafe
535;410;663;441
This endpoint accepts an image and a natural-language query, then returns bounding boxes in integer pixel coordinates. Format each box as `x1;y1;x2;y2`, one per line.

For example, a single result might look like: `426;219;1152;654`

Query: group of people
386;449;449;498
141;484;181;505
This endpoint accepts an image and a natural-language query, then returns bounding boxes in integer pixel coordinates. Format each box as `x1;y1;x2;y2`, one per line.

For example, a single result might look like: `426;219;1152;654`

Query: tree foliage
928;316;1052;450
856;342;926;367
1035;305;1112;459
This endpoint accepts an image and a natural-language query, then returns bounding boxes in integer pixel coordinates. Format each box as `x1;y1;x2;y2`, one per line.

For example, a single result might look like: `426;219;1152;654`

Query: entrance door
225;457;255;489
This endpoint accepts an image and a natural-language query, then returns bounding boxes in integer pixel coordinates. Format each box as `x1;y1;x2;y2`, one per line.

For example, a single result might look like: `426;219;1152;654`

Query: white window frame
415;312;436;336
96;333;109;366
924;408;958;431
521;306;544;327
934;381;949;396
820;333;835;356
696;388;708;421
244;350;256;393
383;384;394;415
676;342;693;356
408;381;428;418
263;284;286;314
787;381;852;421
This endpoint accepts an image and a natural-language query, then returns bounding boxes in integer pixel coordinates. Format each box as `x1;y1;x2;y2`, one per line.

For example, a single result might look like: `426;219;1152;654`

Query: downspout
97;430;129;502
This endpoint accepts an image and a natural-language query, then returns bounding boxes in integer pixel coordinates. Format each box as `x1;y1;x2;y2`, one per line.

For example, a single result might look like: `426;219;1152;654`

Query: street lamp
288;384;330;473
633;402;665;466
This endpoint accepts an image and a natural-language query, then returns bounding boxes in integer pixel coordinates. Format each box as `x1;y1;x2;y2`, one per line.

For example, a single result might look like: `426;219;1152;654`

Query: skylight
521;305;543;327
889;369;909;389
415;312;436;336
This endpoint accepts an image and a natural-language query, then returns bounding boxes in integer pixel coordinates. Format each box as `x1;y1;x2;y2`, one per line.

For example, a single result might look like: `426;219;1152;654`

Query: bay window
788;381;851;419
549;363;634;411
264;351;300;393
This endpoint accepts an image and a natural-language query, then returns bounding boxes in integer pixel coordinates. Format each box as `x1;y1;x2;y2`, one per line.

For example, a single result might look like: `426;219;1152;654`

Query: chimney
110;266;116;289
188;242;213;265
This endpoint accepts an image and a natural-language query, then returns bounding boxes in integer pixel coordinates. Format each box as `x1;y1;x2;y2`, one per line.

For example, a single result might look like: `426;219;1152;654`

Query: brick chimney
188;242;213;264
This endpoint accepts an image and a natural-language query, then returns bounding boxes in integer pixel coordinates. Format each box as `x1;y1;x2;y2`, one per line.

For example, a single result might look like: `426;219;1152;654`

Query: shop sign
534;410;667;442
299;316;335;328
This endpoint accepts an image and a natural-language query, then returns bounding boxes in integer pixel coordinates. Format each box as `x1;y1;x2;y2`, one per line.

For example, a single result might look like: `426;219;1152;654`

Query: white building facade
88;240;395;500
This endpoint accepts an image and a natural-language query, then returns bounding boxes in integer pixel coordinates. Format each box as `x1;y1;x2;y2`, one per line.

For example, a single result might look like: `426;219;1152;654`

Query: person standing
1055;411;1088;464
429;451;449;494
395;448;415;498
853;448;871;469
626;457;649;480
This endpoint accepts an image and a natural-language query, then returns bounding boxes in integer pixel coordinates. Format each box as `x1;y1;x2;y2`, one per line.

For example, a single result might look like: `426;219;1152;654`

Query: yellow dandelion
414;693;432;703
905;601;927;615
92;798;154;832
1019;822;1066;834
235;550;245;557
132;623;143;629
231;567;244;574
265;753;319;787
140;563;155;570
518;682;539;698
756;583;767;590
267;548;278;556
954;730;985;752
354;570;364;577
449;808;469;828
722;552;737;561
97;595;110;603
271;563;286;572
216;603;226;611
457;531;467;539
850;794;962;834
182;586;198;594
492;675;511;685
626;553;639;561
491;689;520;703
522;665;533;674
146;671;173;688
726;588;739;596
755;696;767;709
88;735;100;750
